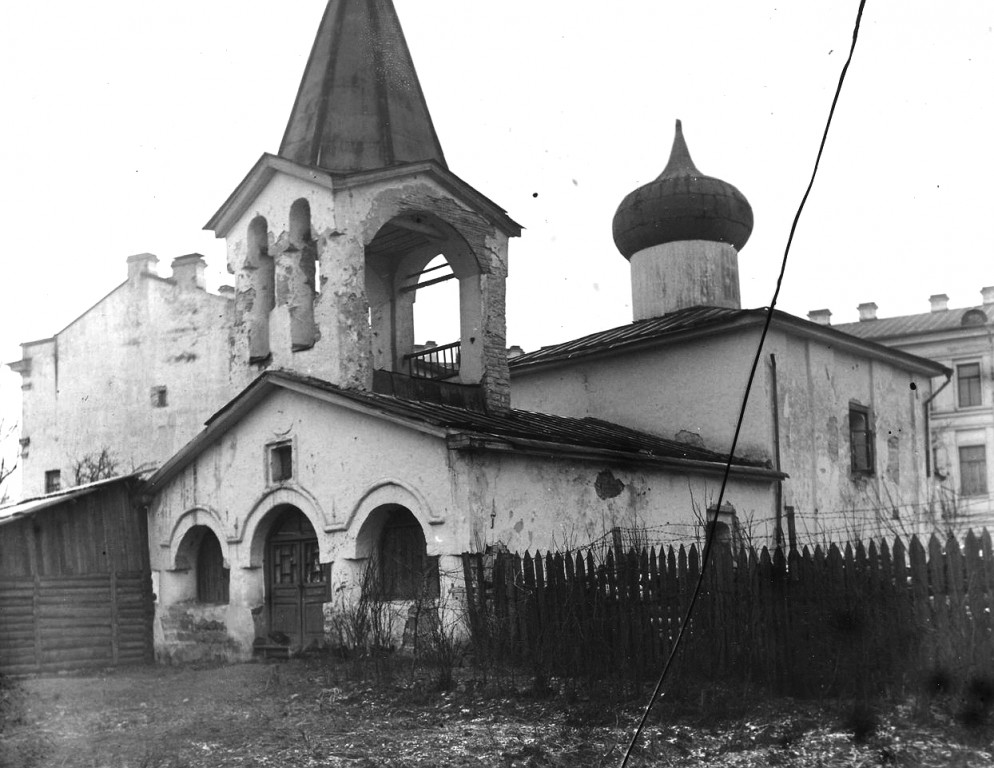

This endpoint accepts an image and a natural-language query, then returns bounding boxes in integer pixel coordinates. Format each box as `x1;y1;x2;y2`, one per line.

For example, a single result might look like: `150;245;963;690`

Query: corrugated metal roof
0;473;143;527
833;306;991;340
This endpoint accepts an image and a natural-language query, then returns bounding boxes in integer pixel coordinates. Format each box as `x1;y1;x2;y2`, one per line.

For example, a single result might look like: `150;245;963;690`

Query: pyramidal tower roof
278;0;447;173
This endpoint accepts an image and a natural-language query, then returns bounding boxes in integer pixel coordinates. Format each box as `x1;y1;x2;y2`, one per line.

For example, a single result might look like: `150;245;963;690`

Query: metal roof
285;372;766;466
149;369;779;492
278;0;446;174
507;305;948;377
509;306;753;369
0;473;143;528
833;306;991;341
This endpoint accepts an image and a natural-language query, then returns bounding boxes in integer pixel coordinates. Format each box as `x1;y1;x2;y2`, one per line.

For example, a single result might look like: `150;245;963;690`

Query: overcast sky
1;0;992;458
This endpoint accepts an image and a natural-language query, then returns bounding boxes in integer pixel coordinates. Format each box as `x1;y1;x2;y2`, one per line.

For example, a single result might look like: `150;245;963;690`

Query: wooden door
266;510;326;650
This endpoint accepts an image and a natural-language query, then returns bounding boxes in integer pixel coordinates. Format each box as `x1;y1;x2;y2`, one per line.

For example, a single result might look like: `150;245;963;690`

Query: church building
5;0;947;663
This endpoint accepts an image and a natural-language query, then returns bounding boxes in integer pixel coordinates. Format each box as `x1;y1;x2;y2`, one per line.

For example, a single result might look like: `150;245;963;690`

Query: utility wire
618;2;868;764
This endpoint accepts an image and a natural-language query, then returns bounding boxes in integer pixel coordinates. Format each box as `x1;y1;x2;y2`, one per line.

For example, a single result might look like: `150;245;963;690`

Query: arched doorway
264;507;327;649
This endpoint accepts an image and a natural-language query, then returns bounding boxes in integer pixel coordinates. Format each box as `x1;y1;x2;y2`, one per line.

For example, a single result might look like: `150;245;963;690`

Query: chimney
171;254;206;291
218;285;235;299
982;287;994;307
858;302;878;322
127;253;158;281
929;293;949;313
507;344;524;358
807;309;832;326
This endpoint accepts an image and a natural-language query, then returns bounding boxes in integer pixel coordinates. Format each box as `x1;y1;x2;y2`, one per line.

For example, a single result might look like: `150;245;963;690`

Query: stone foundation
155;603;244;664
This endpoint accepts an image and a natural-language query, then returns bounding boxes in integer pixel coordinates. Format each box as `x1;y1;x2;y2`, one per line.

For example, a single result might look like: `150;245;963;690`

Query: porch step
253;643;292;660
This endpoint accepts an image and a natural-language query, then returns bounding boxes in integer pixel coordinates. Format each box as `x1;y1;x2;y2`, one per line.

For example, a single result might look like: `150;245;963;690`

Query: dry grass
1;658;992;767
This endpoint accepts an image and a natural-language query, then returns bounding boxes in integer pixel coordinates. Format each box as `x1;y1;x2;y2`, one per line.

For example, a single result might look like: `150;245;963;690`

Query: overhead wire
618;1;868;764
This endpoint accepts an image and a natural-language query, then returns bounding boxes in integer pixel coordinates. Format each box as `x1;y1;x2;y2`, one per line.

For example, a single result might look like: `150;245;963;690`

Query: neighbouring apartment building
831;293;994;530
3;0;950;663
9;254;234;497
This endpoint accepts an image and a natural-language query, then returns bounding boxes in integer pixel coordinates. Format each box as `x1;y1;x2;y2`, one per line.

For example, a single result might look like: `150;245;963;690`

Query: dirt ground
1;658;993;767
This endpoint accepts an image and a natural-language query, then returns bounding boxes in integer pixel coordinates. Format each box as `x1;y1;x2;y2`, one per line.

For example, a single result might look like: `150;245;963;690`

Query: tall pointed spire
279;0;447;173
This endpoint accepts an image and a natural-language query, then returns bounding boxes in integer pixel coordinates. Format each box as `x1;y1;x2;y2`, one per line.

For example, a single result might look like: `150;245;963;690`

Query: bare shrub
327;560;400;681
406;575;466;691
72;447;119;486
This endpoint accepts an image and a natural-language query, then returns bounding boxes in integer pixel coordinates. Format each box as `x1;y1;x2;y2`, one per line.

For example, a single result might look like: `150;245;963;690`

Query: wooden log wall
0;482;154;674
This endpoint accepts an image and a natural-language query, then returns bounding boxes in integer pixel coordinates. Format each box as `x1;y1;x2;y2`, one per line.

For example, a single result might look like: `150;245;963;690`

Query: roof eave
773;313;951;377
446;433;785;481
0;472;145;526
204;153;339;238
205;155;521;241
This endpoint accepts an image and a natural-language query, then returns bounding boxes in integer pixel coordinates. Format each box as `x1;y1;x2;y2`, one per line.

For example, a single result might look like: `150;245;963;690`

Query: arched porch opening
355;504;439;601
174;525;230;605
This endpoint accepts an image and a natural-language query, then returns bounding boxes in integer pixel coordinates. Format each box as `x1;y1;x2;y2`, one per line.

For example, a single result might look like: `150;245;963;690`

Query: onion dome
612;120;754;259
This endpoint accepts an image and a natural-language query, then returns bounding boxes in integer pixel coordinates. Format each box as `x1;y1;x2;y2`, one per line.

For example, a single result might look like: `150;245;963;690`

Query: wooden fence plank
461;529;994;693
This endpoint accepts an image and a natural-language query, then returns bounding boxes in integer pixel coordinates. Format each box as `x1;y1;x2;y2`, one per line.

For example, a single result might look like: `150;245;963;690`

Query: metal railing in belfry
403;341;461;380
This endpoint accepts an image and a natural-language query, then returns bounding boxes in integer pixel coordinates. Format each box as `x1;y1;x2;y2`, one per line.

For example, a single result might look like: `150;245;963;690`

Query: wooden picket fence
461;530;994;696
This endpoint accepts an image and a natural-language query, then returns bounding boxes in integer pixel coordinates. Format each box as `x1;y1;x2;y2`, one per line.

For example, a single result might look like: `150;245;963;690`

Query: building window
150;386;168;408
959;445;988;497
196;531;230;604
849;404;874;474
268;442;293;483
705;502;742;557
379;508;439;600
957;363;982;408
44;470;61;493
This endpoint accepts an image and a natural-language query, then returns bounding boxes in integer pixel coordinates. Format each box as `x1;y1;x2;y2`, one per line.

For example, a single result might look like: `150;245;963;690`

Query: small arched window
962;308;987;327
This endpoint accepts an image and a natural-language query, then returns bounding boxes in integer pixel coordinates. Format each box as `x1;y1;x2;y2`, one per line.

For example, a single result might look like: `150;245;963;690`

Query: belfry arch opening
283;198;317;350
246;215;274;362
364;213;483;385
412;254;461;375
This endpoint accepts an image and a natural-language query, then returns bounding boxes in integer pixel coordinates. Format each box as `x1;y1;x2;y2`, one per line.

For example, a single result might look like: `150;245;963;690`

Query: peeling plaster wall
225;173;339;390
224;170;511;412
148;388;463;659
148;386;775;659
766;329;931;541
450;451;775;554
17;274;233;496
511;325;934;543
511;328;774;461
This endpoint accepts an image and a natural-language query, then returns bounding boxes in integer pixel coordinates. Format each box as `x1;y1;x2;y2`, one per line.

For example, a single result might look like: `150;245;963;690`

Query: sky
0;0;992;480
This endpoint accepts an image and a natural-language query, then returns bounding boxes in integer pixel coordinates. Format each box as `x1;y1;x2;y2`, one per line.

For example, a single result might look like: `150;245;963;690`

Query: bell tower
205;0;520;413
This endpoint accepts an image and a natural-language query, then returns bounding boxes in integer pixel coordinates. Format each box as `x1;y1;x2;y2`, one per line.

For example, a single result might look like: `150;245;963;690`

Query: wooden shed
0;475;154;674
